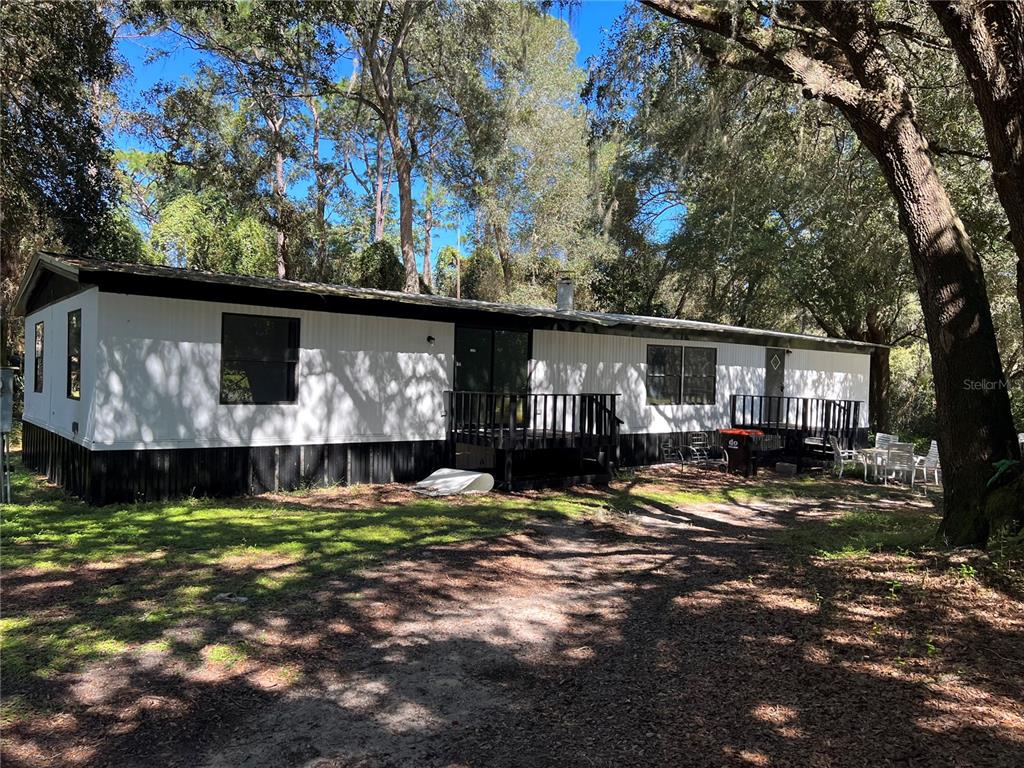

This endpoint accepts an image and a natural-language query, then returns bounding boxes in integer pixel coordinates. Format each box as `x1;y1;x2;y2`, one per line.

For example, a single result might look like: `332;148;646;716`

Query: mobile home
15;252;874;503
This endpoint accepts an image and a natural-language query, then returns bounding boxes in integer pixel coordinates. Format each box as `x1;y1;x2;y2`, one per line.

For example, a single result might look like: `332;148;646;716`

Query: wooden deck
729;394;866;451
446;392;620;451
450;426;614;451
446;391;621;487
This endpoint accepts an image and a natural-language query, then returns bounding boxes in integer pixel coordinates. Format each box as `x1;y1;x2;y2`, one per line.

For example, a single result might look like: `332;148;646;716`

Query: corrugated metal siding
92;293;455;449
532;330;871;433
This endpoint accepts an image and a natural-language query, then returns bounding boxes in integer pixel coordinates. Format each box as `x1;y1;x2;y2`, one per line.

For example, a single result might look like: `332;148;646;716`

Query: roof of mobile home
15;251;882;354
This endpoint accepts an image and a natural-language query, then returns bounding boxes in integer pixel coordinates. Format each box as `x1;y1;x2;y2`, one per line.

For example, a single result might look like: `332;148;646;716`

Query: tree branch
640;0;869;113
877;19;953;51
930;142;990;162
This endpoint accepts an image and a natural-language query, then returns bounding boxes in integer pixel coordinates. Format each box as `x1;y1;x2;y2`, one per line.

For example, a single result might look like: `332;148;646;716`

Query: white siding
22;288;99;446
59;291;870;450
785;348;870;402
531;330;870;434
90;293;455;450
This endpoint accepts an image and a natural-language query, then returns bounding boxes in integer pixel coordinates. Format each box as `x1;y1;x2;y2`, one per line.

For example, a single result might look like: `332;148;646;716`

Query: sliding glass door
454;327;530;425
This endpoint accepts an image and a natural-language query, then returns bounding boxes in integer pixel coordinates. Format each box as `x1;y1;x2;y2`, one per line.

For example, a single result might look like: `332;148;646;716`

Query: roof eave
11;251;81;316
29;253;885;353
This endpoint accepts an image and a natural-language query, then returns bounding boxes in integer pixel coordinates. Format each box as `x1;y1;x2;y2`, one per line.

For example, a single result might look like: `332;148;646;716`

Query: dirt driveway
6;472;1024;767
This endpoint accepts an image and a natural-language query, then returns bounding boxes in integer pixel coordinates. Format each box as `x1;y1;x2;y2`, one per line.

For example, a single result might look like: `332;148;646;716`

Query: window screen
646;345;682;405
683;346;717;405
67;309;81;400
34;322;44;393
220;314;300;404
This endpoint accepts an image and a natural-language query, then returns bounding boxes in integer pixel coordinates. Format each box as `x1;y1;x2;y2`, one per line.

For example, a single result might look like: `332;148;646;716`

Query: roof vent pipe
556;276;574;312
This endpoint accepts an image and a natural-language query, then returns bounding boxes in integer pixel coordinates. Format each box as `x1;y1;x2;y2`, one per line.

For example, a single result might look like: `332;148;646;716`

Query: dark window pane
34;322;44;393
646;345;681;377
454;327;493;392
683;378;715;405
67;309;81;400
647;375;682;405
685;347;715;376
646;345;681;405
683;347;717;405
221;360;294;404
492;330;529;423
647;346;666;374
222;314;297;362
220;314;299;404
492;330;529;393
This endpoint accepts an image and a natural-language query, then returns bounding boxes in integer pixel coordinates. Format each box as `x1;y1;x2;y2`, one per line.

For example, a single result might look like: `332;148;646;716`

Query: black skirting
21;421;446;505
20;421;869;505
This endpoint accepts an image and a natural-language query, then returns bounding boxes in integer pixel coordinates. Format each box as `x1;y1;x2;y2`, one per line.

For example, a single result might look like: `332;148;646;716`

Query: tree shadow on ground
2;465;1021;767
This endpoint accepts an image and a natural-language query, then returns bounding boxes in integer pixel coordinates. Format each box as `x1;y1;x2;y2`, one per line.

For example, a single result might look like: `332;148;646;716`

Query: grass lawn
1;458;592;699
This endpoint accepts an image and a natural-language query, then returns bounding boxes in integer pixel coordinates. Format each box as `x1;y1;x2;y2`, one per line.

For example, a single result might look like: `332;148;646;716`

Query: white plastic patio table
857;447;889;482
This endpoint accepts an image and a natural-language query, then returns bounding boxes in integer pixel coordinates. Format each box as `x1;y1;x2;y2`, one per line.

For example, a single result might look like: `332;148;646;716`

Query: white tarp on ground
412;468;495;496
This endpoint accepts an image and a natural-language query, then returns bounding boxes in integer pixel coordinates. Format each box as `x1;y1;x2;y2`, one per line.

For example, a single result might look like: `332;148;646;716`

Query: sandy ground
4;471;1023;767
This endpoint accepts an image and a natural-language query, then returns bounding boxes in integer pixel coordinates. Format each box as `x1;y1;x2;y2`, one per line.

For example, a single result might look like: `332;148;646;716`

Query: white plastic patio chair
884;442;916;488
875;432;898;449
914;440;941;486
829;435;858;478
858;432;896;482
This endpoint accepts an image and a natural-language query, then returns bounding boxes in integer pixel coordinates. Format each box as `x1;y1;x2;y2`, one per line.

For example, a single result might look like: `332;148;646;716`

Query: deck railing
730;394;863;446
446;391;620;450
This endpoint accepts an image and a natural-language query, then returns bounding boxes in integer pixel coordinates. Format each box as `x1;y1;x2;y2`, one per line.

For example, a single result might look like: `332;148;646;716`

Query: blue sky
114;0;631;260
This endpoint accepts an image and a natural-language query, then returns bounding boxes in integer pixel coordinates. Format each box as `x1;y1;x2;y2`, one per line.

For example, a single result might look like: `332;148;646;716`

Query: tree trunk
423;192;433;288
373;131;387;242
869;347;891;434
274;146;287;279
261;107;289;280
394;146;419;293
861;111;1019;544
455;251;461;298
931;0;1024;332
492;221;514;297
357;1;419;291
309;98;328;281
864;309;891;434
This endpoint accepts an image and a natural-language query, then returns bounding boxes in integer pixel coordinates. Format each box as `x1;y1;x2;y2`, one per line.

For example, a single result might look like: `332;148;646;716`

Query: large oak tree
641;0;1020;544
930;1;1024;332
933;3;1019;333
